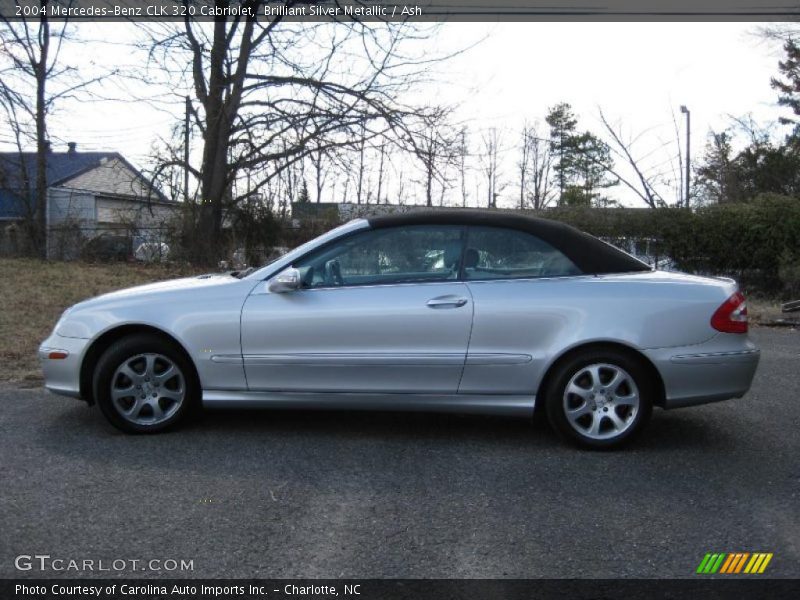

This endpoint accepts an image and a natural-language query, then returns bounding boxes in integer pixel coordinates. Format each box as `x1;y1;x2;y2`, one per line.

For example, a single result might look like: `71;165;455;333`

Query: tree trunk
426;155;434;207
34;13;50;259
376;143;385;204
193;15;255;265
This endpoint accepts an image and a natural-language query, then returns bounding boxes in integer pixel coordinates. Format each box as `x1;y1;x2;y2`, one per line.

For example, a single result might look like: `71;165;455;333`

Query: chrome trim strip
210;355;244;364
237;353;533;367
241;353;466;366
270;274;598;294
465;353;533;365
670;349;760;364
202;390;535;417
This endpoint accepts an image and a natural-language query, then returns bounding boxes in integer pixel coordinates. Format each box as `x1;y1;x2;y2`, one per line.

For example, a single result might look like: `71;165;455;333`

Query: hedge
291;195;800;296
544;194;800;295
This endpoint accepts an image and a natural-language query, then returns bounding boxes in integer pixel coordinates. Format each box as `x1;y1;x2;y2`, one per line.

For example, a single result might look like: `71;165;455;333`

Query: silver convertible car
40;211;760;448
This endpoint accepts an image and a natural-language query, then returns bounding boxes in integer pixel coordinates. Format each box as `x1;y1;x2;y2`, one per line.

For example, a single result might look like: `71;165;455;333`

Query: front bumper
39;334;90;399
644;334;760;409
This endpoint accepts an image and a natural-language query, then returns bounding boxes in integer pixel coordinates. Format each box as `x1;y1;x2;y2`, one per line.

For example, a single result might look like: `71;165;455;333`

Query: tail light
711;292;748;334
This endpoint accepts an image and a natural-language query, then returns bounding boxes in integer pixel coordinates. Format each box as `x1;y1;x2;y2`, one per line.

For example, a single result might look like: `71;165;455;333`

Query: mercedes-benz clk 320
40;211;759;448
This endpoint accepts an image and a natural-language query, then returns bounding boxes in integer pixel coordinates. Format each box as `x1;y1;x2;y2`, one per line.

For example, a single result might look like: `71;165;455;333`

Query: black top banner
1;0;800;22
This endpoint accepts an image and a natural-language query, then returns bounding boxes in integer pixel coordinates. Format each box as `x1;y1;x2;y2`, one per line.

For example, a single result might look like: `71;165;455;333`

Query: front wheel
93;334;198;433
545;349;653;449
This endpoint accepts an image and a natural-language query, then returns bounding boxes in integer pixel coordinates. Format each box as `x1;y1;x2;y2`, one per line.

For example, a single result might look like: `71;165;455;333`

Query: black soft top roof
368;210;650;275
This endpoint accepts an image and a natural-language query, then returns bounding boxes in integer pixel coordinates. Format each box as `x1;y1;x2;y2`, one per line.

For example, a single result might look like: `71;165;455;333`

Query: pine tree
696;132;740;203
771;40;800;124
297;179;310;203
565;132;617;205
545;103;616;206
545;103;578;202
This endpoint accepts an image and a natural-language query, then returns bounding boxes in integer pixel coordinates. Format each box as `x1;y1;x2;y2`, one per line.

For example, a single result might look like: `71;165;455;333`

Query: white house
0;143;177;258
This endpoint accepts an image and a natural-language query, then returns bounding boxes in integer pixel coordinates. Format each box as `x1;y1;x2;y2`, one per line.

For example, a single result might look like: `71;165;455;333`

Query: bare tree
527;123;554;209
355;122;367;204
0;75;33;223
457;126;470;207
597;108;680;208
340;173;350;204
375;140;387;205
518;123;532;209
757;24;800;44
407;106;458;207
0;6;107;256
509;124;554;211
480;127;504;208
141;6;448;263
310;147;330;204
396;167;407;205
517;122;554;209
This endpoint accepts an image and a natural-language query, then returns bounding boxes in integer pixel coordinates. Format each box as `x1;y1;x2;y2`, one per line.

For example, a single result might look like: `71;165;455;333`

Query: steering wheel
324;259;344;286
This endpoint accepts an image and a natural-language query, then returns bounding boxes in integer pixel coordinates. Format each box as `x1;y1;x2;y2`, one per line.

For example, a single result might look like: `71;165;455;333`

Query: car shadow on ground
25;393;756;512
40;396;739;460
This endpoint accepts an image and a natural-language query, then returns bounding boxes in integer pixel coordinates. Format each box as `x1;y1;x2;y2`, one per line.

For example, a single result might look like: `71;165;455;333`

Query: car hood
55;273;256;339
73;274;243;308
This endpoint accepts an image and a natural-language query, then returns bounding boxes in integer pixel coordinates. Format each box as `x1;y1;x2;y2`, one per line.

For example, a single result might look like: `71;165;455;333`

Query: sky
433;22;781;132
424;22;787;206
1;21;791;208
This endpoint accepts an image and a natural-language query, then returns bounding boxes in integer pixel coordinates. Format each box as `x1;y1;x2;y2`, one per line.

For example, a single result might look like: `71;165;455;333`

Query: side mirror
268;267;301;293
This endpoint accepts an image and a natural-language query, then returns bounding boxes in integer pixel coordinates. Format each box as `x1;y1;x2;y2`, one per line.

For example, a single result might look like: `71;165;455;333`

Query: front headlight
53;306;84;337
53;306;72;333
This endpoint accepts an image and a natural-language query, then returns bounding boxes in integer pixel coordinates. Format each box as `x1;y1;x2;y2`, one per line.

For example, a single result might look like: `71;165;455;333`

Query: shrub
540;195;800;295
778;250;800;297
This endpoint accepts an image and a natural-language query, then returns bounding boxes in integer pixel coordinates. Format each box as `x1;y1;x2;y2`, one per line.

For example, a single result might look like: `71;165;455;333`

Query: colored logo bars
696;552;773;574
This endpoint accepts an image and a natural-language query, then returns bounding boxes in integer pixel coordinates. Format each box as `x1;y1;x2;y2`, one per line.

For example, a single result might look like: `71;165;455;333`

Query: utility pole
680;105;690;208
558;127;565;204
184;95;190;204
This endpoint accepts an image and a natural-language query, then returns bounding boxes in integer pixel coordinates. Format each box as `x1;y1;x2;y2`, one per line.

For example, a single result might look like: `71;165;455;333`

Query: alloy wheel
562;363;640;441
110;353;185;426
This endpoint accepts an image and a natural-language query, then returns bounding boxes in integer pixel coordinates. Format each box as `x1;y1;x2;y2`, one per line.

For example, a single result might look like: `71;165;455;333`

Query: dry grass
0;258;207;384
748;297;793;325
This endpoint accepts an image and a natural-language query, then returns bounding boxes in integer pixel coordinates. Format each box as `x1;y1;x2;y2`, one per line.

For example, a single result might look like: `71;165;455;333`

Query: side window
463;226;581;280
295;225;464;288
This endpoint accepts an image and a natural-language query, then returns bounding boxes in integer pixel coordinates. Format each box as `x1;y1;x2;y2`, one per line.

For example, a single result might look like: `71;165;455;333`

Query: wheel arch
79;324;199;405
535;340;666;412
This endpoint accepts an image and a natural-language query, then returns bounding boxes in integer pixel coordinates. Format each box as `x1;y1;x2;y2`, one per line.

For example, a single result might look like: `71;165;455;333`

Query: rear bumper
644;334;760;409
39;334;90;400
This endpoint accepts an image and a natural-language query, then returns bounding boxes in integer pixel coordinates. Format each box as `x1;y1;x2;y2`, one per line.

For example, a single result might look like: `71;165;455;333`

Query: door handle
426;296;468;308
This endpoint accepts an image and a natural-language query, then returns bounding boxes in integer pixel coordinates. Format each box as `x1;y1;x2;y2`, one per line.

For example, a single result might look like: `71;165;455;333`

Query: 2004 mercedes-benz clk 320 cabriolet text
40;211;760;448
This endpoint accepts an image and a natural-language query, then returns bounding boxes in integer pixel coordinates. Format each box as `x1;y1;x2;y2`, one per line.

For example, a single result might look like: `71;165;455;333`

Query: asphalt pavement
1;328;798;579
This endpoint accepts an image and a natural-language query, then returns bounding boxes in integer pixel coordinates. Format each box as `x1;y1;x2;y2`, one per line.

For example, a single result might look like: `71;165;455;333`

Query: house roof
368;209;651;275
0;151;169;219
0;151;121;189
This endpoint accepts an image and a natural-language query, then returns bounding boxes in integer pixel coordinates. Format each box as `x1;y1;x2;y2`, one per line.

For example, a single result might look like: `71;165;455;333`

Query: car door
240;224;473;393
459;225;586;394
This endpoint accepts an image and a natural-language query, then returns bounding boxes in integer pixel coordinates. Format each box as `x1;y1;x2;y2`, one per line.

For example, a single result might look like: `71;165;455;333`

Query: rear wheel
545;349;653;449
93;334;198;433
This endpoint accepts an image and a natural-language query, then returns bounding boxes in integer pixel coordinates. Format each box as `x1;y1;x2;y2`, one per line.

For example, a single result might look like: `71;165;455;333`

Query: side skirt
202;390;536;418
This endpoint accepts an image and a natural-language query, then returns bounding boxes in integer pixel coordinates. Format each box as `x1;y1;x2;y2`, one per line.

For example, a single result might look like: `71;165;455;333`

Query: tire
93;333;199;434
544;348;653;450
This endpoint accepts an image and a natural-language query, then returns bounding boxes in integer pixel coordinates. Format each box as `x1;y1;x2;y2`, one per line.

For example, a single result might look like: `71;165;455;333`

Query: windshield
243;220;369;280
